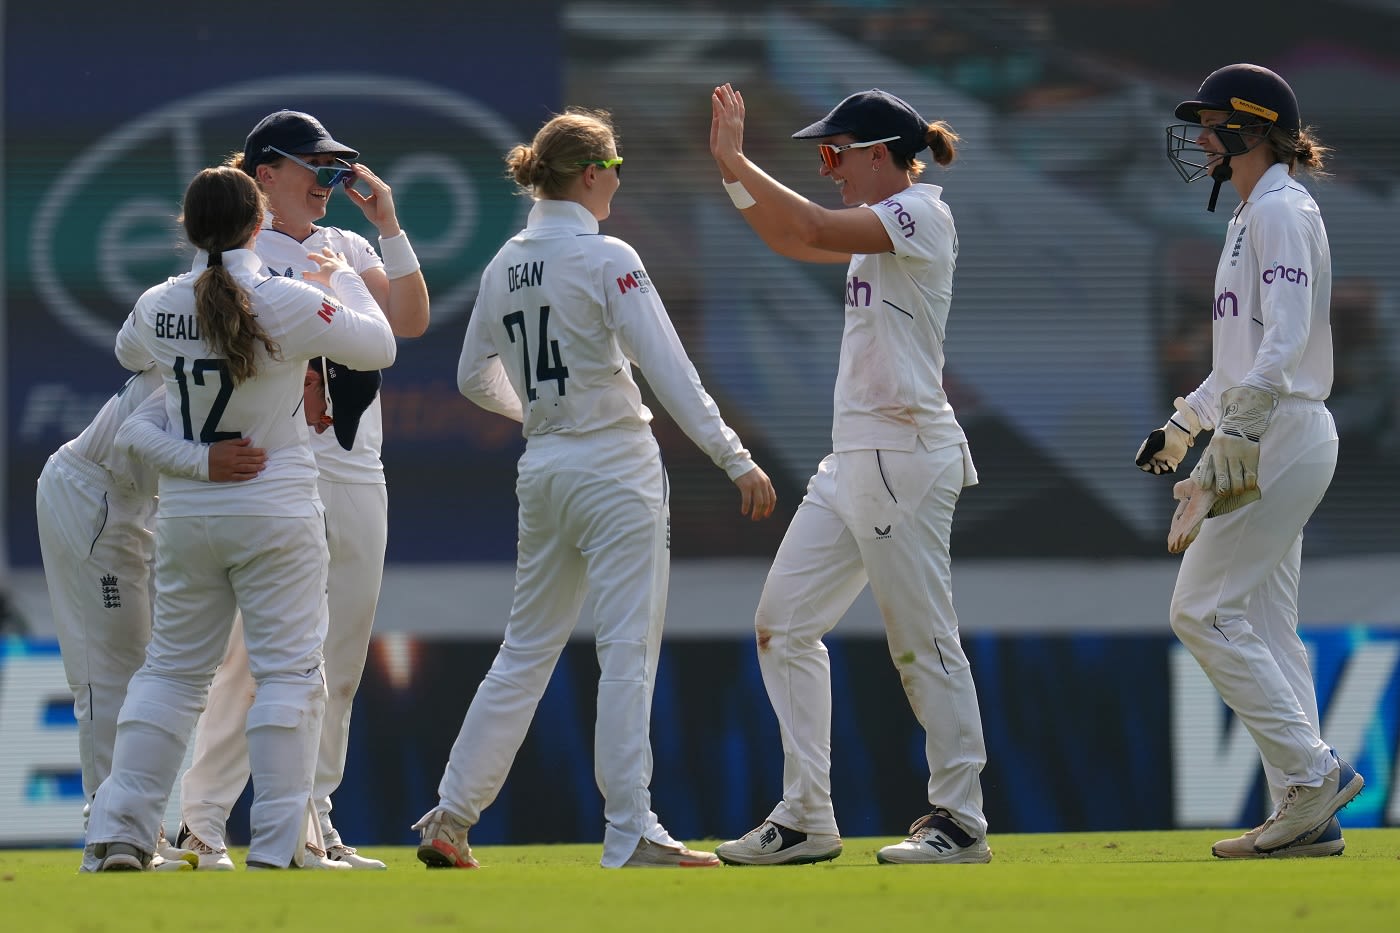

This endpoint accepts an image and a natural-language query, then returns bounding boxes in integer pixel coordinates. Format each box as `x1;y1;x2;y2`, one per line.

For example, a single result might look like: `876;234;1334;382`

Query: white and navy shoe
715;820;842;865
876;808;992;864
1254;754;1363;854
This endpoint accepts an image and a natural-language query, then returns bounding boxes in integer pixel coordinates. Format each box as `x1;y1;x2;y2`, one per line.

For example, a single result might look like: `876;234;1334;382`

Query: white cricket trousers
87;512;329;868
1171;399;1338;790
35;449;154;805
180;480;386;848
758;443;988;838
433;427;678;868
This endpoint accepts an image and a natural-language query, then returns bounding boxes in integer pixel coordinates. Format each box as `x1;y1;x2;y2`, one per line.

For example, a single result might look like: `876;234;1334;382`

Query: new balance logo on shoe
716;820;843;866
924;833;953;853
877;809;992;865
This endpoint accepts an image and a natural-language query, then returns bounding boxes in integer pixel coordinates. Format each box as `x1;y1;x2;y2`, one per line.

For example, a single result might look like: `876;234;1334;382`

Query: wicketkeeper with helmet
1138;63;1363;858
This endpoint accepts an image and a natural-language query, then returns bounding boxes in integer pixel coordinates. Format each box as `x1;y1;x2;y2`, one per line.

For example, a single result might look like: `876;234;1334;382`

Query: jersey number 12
173;356;240;442
503;306;570;401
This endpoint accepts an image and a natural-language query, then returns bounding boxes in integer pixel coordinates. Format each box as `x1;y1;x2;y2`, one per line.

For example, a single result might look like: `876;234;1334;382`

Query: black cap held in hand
792;88;930;156
323;360;381;451
243;110;359;173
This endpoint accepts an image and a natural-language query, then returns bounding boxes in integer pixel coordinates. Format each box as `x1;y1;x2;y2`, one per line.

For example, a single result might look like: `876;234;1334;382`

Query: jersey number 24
503;306;569;401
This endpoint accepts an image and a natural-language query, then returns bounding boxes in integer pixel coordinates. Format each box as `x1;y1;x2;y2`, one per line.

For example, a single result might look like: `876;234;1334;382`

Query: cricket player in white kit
708;85;990;865
413;107;777;870
85;166;396;871
176;111;429;870
1142;63;1363;858
36;370;265;871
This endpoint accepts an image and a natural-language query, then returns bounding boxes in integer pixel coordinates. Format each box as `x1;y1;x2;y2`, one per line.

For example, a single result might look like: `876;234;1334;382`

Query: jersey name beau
154;313;200;341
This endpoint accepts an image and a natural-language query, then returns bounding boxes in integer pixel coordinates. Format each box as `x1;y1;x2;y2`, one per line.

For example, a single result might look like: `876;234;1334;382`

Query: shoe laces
1273;785;1304;818
905;807;952;841
185;833;225;856
328;844;357;858
306;842;329;859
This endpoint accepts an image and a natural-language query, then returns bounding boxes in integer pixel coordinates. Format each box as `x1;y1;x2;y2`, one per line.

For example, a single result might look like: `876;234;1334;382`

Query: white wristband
723;178;756;210
378;230;421;279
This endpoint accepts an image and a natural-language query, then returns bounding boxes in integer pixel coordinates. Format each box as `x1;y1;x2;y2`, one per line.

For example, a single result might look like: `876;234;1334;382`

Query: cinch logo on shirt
846;275;873;307
318;301;336;323
617;269;652;294
879;198;916;238
1213;289;1238;320
1262;264;1308;286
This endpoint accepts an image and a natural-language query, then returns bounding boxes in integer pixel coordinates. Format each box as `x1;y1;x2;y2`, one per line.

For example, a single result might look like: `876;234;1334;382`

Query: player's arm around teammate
417;107;774;871
174;111;428;870
85;166;394;873
37;370;255;872
1145;64;1359;860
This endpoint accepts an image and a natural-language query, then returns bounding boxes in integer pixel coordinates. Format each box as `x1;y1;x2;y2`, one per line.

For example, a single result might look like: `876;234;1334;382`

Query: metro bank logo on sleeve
617;269;652;295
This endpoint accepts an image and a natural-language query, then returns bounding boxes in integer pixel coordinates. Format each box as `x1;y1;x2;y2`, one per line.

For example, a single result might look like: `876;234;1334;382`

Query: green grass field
3;830;1398;932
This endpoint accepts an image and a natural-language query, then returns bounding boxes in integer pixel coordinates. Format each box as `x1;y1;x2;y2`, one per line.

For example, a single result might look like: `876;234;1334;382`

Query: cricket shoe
325;843;387;870
1254;755;1363;853
622;838;721;868
1213;816;1343;859
154;828;200;871
95;842;149;872
413;808;479;869
245;846;352;871
715;820;842;865
301;843;352;870
876;808;992;864
175;823;235;871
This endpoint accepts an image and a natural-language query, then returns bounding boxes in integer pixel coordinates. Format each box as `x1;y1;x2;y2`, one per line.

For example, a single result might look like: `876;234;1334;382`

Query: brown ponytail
898;120;960;177
181;167;280;384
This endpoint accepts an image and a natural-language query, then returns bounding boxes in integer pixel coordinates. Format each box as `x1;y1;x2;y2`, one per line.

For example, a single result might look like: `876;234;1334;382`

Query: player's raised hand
342;162;401;238
711;83;747;169
734;463;777;522
302;246;354;286
207;437;266;483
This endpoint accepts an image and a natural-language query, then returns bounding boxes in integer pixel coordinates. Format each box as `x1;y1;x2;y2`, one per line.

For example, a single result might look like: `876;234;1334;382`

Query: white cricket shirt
1185;162;1334;428
62;367;164;499
254;223;388;484
114;248;397;517
835;183;968;454
458;199;755;479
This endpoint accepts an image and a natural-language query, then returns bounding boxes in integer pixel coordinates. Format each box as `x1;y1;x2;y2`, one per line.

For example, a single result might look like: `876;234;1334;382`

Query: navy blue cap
1175;64;1300;135
243;111;358;172
317;358;380;451
792;89;930;155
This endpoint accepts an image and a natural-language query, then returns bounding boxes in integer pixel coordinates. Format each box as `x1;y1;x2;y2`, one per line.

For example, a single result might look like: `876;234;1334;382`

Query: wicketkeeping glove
1190;385;1278;497
1135;397;1203;474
